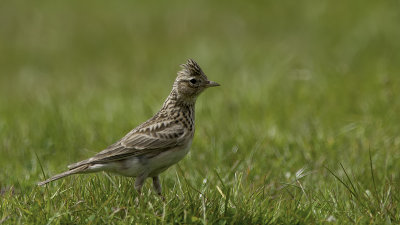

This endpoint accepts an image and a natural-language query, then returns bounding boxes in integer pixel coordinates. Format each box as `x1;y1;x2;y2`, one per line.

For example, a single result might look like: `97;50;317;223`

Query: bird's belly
105;140;192;177
101;158;145;177
148;142;192;176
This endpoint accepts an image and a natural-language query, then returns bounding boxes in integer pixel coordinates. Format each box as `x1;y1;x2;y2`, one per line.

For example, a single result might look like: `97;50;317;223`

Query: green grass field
1;0;400;224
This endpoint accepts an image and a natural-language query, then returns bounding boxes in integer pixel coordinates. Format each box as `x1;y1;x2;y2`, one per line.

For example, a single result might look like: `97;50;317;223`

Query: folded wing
68;120;186;169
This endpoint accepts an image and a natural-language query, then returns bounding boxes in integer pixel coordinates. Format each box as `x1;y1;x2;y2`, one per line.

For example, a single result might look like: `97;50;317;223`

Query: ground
1;0;400;224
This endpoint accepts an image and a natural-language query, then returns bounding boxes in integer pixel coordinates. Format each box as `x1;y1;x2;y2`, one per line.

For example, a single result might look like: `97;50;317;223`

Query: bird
38;59;220;198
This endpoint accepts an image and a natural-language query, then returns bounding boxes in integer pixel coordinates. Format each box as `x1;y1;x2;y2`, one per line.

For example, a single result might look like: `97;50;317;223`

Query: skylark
38;59;219;197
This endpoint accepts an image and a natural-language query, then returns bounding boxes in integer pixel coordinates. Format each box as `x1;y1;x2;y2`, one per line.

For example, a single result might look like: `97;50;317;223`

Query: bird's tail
37;165;88;186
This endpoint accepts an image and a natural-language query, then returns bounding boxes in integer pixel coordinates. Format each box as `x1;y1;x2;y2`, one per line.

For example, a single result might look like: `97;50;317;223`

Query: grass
1;0;400;224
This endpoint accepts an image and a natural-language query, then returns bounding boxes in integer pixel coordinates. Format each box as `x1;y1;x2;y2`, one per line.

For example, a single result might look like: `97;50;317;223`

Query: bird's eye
189;79;197;84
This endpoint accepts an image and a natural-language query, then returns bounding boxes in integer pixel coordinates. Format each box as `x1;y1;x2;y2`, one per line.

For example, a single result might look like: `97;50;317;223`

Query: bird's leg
152;176;165;201
134;174;147;195
152;176;162;195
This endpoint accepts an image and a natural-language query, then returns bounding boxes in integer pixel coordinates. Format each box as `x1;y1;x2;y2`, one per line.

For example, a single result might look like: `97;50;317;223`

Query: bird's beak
205;80;220;87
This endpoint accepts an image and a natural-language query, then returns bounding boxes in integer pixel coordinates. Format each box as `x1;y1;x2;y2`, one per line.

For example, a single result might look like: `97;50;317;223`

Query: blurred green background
1;0;400;223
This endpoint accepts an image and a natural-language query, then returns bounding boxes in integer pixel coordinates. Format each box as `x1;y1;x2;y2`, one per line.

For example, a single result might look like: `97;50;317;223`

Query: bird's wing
85;120;186;164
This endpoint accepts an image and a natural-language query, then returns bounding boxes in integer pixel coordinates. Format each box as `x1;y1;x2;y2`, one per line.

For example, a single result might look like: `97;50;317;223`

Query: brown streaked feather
68;119;188;167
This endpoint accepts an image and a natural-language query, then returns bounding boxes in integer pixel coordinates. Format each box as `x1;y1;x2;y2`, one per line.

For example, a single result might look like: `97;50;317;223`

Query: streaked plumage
38;59;219;197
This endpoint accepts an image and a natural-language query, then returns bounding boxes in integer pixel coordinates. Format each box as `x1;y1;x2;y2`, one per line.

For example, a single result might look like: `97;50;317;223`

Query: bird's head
173;59;220;102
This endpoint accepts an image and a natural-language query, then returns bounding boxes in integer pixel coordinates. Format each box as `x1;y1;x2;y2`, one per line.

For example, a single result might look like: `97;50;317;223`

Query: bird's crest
178;59;204;77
